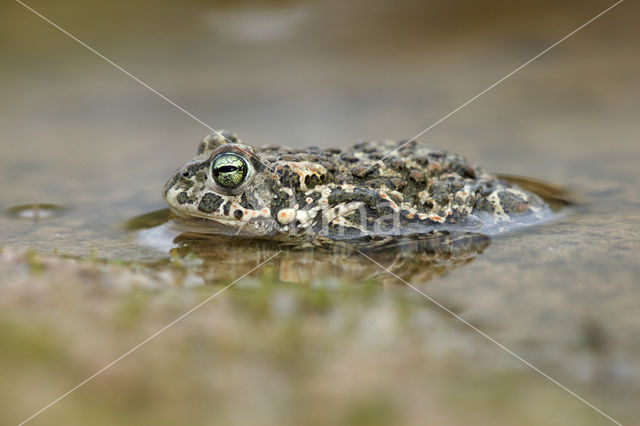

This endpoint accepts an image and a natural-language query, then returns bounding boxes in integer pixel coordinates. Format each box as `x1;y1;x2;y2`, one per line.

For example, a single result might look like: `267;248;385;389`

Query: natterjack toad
163;131;551;246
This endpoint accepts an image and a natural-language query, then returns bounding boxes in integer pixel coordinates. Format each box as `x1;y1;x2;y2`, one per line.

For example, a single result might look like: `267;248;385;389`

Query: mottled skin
163;131;550;247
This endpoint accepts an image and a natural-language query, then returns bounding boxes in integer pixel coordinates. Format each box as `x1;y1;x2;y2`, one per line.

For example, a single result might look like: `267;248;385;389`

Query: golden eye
211;153;248;189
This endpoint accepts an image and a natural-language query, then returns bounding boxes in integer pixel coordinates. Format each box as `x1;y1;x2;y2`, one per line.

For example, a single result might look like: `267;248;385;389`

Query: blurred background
0;0;638;425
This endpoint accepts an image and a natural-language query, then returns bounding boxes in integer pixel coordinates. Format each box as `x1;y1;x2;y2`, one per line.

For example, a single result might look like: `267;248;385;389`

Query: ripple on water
5;203;65;221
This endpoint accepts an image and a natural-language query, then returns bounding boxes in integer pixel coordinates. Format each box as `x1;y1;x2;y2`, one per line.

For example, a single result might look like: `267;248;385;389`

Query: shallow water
1;0;639;424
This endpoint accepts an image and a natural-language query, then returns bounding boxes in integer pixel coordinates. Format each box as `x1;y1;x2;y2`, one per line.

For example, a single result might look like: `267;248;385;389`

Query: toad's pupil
216;165;238;173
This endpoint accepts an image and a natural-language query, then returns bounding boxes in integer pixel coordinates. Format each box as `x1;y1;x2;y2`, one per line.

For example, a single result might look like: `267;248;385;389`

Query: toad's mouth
167;207;279;237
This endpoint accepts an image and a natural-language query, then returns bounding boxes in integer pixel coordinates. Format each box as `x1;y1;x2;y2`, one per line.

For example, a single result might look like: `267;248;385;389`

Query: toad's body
163;131;550;246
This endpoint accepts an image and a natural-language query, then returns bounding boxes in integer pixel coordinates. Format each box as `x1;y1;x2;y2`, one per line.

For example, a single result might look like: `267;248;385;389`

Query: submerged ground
1;0;638;424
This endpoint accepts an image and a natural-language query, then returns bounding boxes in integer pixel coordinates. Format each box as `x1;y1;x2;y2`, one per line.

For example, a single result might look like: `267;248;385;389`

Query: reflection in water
129;210;490;284
173;231;489;284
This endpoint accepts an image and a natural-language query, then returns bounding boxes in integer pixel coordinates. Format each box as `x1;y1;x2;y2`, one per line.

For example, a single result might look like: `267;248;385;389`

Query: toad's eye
211;153;248;189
